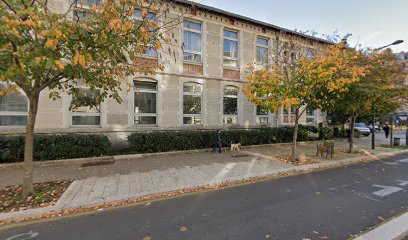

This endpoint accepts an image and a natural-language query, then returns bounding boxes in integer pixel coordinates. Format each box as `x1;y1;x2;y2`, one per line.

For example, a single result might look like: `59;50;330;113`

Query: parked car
354;123;371;136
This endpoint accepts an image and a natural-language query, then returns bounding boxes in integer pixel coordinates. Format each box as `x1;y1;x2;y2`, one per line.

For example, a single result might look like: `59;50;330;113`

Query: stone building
394;52;408;127
0;0;331;147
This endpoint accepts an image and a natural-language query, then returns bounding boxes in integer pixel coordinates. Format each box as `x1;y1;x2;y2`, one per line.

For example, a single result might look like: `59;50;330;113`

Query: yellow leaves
142;9;148;17
54;60;64;71
2;16;10;23
39;30;49;37
45;39;58;50
140;27;146;34
54;30;63;40
128;9;135;17
73;53;86;67
154;40;161;49
108;19;122;30
11;28;21;38
179;226;188;232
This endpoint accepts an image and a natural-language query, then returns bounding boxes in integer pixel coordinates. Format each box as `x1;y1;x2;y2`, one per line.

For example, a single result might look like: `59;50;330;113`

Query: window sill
70;125;102;128
141;55;159;60
183;61;203;66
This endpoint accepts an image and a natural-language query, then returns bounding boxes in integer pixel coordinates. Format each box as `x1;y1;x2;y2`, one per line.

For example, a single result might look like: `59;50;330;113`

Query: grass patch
380;145;408;150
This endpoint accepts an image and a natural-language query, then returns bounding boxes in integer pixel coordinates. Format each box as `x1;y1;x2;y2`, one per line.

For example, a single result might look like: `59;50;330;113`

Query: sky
191;0;408;52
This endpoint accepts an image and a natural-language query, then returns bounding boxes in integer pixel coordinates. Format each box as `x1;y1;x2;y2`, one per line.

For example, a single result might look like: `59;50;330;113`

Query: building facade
395;52;408;127
0;0;330;147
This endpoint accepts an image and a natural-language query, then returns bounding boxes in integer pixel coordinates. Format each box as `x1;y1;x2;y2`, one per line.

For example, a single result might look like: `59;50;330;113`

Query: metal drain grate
81;160;115;167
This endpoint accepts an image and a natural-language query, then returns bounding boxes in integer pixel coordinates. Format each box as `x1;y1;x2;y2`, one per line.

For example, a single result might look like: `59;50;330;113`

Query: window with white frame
133;9;158;58
70;88;101;126
223;86;238;124
305;48;313;59
283;107;296;124
256;105;269;125
223;29;239;68
73;0;101;20
133;81;157;125
256;37;269;64
183;82;202;125
306;108;316;124
0;93;28;126
183;20;202;63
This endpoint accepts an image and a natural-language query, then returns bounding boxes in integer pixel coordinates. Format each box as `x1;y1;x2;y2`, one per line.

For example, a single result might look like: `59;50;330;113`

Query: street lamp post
371;40;404;150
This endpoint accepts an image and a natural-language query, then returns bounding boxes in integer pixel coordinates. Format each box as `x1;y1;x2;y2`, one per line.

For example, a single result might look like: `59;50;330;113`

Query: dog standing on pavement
230;142;241;152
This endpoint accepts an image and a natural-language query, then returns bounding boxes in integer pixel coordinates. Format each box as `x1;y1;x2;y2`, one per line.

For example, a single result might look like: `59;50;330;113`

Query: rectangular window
133;9;158;58
283;107;296;124
223;29;239;68
223;87;238;124
306;108;315;124
134;81;157;125
70;88;101;127
256;37;269;63
73;9;91;20
183;20;202;63
256;105;269;125
0;94;28;126
183;83;202;125
305;48;313;59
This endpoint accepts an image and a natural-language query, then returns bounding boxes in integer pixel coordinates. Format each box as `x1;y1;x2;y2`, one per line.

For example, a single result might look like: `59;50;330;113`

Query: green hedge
0;134;111;163
127;126;324;153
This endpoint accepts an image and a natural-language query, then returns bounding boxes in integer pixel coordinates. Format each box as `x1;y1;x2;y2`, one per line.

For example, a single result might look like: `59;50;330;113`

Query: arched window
0;93;28;126
133;80;157;125
183;82;202;125
223;86;238;125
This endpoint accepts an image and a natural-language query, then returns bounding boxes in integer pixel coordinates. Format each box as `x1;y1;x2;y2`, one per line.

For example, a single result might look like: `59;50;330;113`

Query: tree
0;0;177;195
244;42;367;158
328;49;408;152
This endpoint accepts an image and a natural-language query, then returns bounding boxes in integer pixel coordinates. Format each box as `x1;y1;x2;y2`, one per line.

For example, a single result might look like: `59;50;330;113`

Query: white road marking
353;191;382;203
398;159;408;163
384;162;399;165
397;180;408;186
6;231;39;240
372;185;403;197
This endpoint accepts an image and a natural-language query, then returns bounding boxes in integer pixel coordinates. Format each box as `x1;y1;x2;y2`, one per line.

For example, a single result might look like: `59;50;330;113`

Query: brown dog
316;142;334;159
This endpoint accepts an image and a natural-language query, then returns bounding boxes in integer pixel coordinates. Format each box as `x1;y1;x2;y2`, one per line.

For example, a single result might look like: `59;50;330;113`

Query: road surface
1;153;408;240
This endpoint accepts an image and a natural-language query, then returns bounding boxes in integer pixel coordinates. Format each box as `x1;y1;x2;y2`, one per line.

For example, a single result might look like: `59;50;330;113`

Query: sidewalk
0;138;407;223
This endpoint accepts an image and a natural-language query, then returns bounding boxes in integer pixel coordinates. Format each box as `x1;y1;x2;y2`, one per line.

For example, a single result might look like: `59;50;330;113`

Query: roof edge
170;0;334;45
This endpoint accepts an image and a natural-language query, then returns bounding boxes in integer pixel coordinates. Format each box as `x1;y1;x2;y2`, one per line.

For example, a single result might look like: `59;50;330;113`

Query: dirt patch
0;180;72;214
336;148;371;156
273;155;319;166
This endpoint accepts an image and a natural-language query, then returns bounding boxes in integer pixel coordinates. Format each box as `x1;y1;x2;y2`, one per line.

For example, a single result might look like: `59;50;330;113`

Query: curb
0;140;325;169
0;150;406;224
354;211;408;240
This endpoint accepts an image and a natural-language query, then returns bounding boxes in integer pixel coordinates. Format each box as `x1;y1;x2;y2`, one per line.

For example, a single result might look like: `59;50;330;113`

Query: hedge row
127;126;333;153
0;126;333;162
0;134;111;163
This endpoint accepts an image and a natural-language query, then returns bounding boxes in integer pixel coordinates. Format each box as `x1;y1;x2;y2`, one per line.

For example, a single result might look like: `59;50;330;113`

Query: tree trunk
390;115;394;146
349;113;357;153
371;108;375;150
22;94;39;196
291;108;300;159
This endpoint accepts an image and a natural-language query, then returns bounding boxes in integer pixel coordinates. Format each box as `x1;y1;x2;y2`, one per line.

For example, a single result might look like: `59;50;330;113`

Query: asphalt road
2;153;408;240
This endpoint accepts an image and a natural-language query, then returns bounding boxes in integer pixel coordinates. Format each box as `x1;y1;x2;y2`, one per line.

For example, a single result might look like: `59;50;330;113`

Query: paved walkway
0;136;406;222
0;137;396;189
